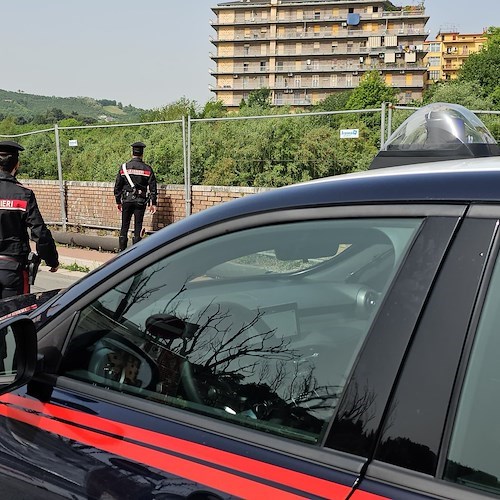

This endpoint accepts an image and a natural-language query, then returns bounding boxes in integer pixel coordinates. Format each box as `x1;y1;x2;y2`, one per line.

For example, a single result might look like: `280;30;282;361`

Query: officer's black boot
118;236;128;252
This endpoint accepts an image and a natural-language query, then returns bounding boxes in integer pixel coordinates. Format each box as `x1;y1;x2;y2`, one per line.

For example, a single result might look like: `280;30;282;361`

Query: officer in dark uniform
0;140;59;298
114;142;158;251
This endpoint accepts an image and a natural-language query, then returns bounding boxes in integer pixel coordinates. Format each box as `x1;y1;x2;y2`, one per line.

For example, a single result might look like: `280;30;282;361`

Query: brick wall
22;180;271;234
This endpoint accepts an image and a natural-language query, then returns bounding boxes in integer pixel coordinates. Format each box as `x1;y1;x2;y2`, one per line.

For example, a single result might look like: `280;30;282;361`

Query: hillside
0;89;145;123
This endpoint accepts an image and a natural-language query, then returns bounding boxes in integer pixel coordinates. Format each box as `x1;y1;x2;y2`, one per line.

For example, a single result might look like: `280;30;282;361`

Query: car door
0;205;464;499
352;207;500;499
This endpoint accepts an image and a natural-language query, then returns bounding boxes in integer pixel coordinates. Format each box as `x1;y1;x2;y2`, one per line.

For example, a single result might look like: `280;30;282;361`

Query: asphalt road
31;267;86;293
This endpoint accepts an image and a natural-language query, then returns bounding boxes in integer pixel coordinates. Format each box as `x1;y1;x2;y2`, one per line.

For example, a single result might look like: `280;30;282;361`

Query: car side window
60;218;421;444
445;253;500;494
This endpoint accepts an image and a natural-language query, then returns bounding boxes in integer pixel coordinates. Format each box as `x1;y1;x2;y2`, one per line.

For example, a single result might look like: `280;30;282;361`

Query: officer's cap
131;141;146;155
0;140;24;154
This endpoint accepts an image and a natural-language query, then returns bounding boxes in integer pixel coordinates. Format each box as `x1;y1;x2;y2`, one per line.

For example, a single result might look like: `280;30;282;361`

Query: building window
244;44;250;55
314;11;320;20
295;75;302;87
276;61;283;71
330;74;338;87
260;61;267;72
373;6;379;13
429;42;441;52
313;60;320;70
348;8;354;13
243;63;249;72
429;70;441;80
427;56;441;67
312;74;319;87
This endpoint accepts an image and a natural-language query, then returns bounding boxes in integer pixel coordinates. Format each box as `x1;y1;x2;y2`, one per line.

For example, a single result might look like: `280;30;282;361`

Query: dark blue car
1;155;500;499
2;103;500;499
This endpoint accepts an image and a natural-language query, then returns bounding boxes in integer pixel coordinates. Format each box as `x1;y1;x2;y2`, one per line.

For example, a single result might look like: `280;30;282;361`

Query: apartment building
424;30;486;84
210;0;429;109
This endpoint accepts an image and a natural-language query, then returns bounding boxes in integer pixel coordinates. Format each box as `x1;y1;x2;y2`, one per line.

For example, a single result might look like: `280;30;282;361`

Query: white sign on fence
340;129;360;139
68;139;78;147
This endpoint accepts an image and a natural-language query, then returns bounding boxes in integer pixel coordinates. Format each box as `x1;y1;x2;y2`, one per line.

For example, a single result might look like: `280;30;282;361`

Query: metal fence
1;106;386;226
2;102;499;230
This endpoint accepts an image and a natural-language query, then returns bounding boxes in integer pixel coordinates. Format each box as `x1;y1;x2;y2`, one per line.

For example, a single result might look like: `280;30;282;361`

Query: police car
1;104;500;499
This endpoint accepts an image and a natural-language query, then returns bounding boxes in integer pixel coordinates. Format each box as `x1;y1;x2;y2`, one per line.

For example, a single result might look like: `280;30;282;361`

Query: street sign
68;139;78;147
340;129;360;139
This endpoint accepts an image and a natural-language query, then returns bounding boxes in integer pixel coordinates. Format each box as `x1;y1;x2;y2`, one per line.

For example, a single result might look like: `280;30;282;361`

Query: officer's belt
0;255;21;263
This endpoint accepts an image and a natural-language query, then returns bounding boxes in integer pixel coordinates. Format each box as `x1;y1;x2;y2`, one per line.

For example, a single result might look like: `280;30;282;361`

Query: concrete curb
40;264;88;278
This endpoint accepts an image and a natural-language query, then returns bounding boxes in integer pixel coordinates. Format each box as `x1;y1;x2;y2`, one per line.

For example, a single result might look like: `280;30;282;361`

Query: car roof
216;155;500;215
131;156;500;249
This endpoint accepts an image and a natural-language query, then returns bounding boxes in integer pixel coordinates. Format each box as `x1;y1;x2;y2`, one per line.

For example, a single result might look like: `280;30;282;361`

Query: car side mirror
0;316;37;395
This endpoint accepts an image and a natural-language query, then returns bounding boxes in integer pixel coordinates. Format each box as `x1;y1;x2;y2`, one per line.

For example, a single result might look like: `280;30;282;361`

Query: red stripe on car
0;394;388;499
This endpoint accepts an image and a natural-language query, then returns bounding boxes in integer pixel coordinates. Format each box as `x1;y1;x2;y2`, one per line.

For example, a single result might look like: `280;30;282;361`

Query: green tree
201;100;227;118
484;26;500;48
459;28;500;96
141;97;199;122
314;91;352;111
424;80;493;109
345;71;397;109
246;88;272;108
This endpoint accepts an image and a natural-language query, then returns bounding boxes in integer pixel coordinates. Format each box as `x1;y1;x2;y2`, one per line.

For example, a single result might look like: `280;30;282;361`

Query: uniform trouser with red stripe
0;268;29;299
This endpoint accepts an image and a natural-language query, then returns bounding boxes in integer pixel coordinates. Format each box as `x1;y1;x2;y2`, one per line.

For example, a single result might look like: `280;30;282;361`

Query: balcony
210;8;427;27
210;26;430;44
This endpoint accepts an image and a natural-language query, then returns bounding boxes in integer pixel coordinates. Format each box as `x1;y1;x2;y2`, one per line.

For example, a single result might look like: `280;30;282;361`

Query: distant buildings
424;30;487;83
209;0;429;109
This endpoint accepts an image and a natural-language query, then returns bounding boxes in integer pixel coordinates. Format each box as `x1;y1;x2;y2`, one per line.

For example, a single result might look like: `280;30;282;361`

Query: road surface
31;267;86;293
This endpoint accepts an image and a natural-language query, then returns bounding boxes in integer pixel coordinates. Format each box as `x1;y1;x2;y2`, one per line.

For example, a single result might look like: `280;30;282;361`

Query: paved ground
54;244;116;271
32;245;117;292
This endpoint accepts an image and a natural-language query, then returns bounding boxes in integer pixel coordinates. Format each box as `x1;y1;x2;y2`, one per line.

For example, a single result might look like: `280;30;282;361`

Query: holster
27;251;41;285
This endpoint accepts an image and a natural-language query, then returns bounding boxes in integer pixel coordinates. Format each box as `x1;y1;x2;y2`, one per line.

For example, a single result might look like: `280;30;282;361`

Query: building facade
424;30;487;84
210;0;429;109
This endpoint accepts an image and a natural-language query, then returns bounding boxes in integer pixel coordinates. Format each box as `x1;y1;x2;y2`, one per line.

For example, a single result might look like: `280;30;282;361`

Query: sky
2;0;499;110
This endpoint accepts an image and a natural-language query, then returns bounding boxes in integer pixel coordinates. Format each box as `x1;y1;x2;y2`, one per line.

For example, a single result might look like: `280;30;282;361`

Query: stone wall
22;179;271;234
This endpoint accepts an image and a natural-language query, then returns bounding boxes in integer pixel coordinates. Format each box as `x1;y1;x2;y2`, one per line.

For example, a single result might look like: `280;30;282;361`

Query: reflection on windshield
64;218;422;443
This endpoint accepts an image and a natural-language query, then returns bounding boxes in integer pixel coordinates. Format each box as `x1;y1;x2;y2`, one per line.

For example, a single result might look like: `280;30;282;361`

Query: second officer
114;142;158;251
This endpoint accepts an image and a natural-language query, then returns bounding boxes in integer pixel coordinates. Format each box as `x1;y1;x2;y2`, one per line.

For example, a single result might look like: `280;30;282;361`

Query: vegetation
1;31;500;188
61;262;91;273
0;89;144;124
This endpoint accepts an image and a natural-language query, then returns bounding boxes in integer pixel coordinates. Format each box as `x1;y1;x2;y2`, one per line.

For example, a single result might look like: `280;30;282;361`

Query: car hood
0;289;61;322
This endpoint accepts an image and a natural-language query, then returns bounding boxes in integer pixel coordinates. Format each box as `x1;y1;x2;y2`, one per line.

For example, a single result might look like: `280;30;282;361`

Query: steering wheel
88;332;159;391
180;301;274;407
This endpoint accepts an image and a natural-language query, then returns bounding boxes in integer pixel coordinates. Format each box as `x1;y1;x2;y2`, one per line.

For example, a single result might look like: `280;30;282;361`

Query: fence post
186;115;192;217
380;102;386;150
387;103;393;140
54;124;68;231
182;116;191;217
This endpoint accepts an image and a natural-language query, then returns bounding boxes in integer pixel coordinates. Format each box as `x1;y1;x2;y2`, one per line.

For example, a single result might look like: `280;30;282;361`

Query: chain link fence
2;103;500;230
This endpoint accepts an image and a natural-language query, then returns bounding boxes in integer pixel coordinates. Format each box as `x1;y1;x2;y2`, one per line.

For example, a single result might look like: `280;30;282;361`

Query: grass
61;262;91;273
